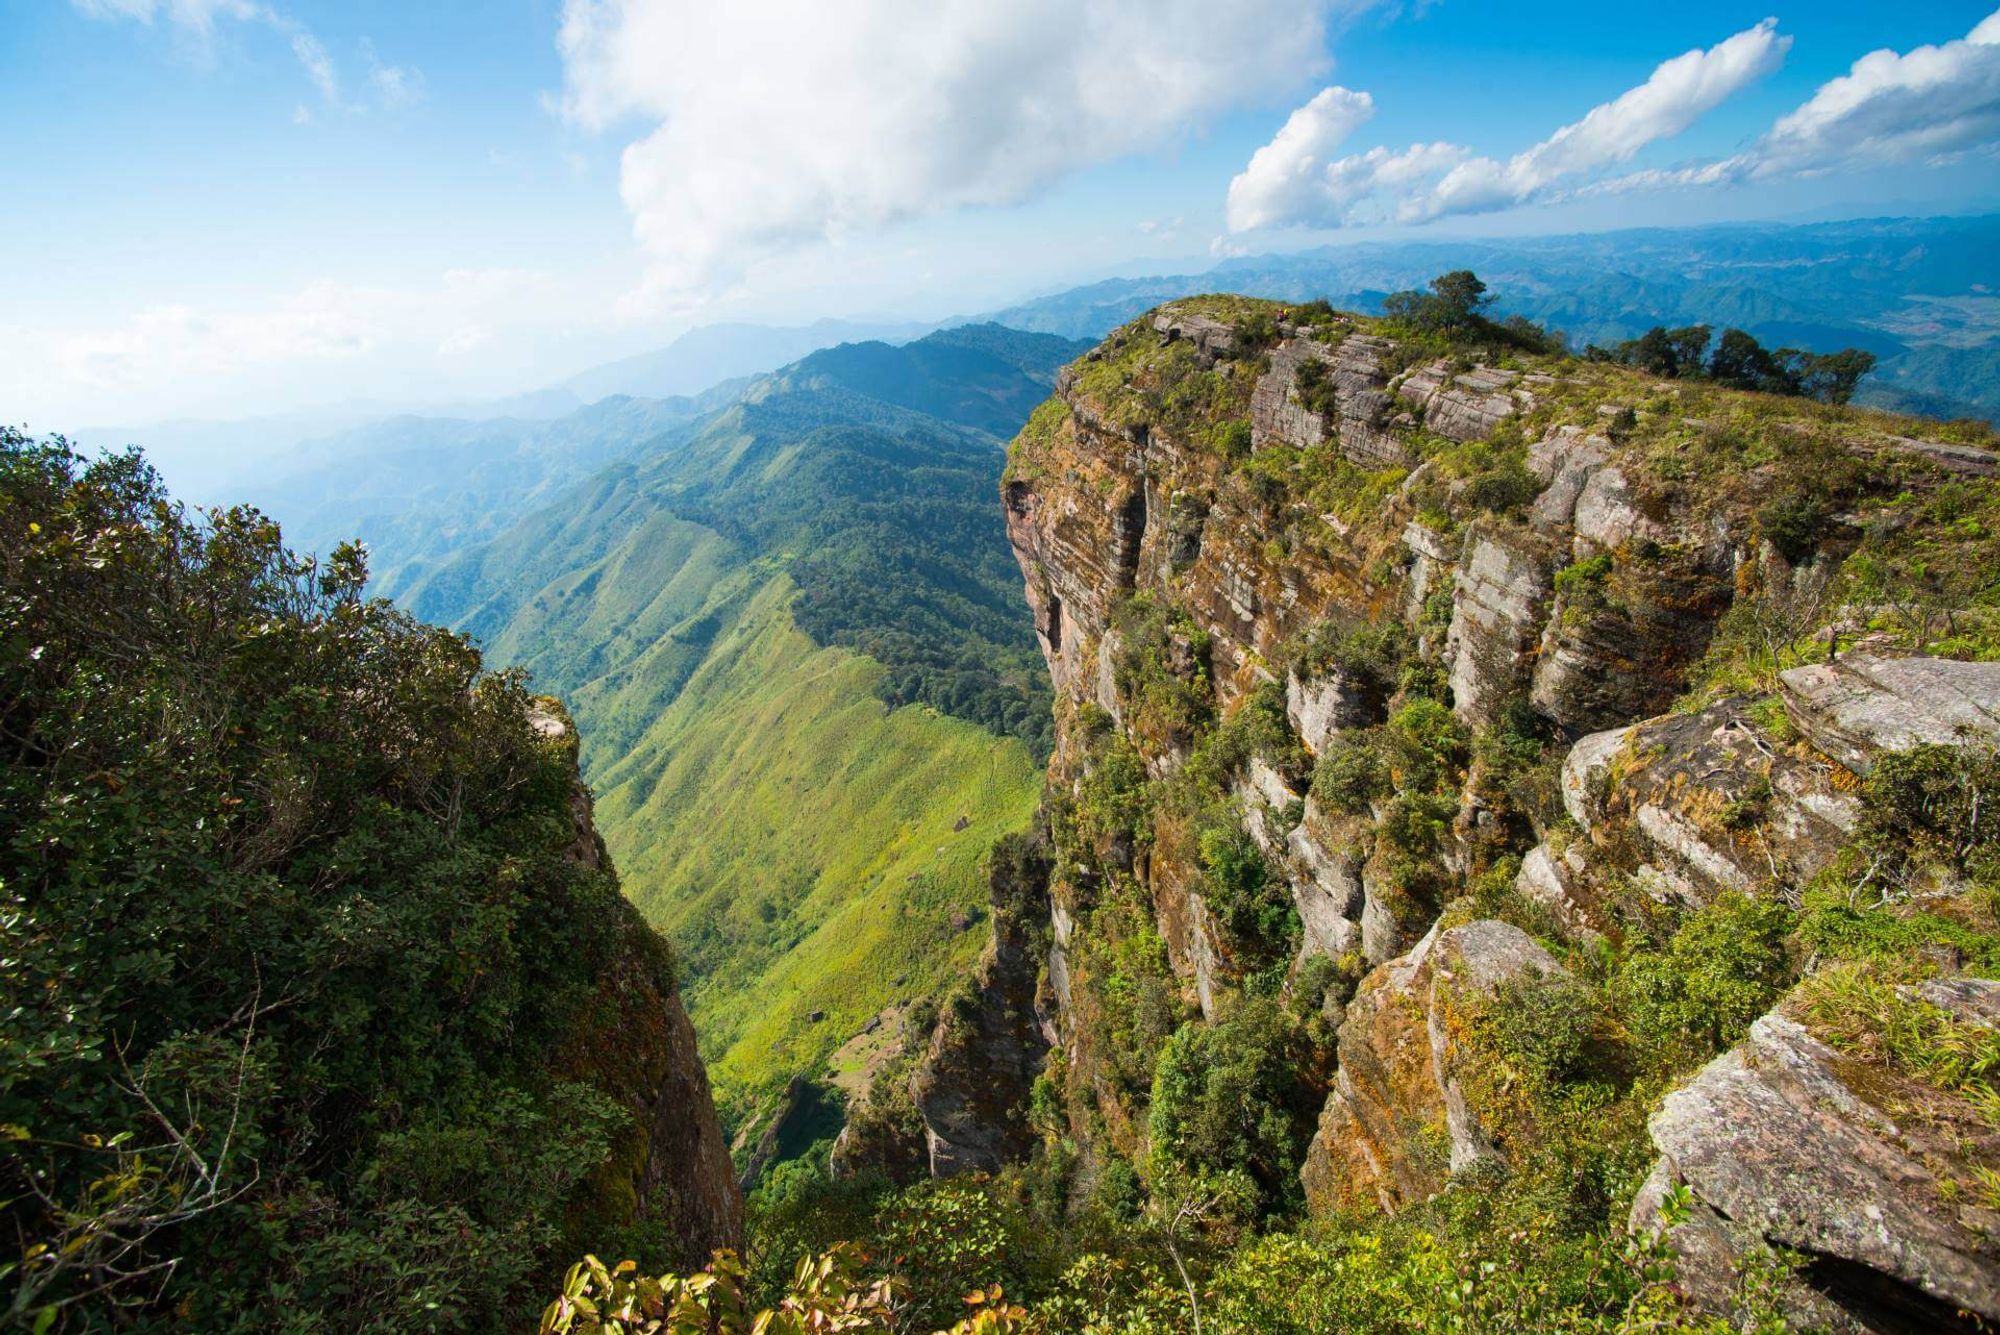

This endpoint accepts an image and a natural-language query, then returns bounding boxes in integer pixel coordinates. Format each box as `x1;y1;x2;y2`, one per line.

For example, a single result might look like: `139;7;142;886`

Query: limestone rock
1780;655;2000;775
1287;664;1374;755
1446;526;1554;726
1563;703;1858;908
1302;920;1565;1215
1284;802;1366;961
1398;361;1518;442
1569;466;1661;555
1527;427;1611;533
1250;339;1334;452
1152;310;1238;364
910;835;1054;1176
1634;1002;2000;1331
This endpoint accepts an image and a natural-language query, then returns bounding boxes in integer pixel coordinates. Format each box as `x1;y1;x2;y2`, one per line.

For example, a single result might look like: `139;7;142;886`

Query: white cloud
1;268;585;425
71;0;421;112
1225;86;1377;230
1752;9;2000;175
288;32;339;105
556;0;1378;300
1593;11;2000;197
1229;19;1787;231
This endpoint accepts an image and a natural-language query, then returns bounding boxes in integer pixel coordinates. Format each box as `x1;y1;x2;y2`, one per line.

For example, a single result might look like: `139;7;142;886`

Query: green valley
403;325;1085;1137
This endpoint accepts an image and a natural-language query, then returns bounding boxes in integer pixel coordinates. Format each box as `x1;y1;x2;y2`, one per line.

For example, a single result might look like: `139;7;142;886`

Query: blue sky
3;0;1997;428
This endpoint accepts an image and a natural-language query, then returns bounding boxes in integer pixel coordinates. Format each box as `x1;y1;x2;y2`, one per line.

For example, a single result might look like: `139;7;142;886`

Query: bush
1616;893;1794;1070
1146;999;1322;1219
1312;734;1389;814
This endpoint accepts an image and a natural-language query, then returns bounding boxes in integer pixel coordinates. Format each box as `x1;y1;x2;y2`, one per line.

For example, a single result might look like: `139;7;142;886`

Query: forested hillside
404;325;1085;1141
0;432;738;1330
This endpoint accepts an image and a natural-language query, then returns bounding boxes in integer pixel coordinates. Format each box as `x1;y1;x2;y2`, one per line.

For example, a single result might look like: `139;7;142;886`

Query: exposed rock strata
1633;998;2000;1332
1302;919;1566;1215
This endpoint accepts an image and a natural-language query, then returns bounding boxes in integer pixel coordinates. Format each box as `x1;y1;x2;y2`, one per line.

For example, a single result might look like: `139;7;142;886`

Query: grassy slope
395;332;1085;1132
591;573;1042;1126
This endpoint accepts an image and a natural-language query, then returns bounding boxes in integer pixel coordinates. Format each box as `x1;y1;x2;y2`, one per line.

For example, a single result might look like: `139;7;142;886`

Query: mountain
0;431;739;1327
557;317;936;404
403;323;1089;1136
986;214;2000;421
799;296;2000;1329
240;385;743;599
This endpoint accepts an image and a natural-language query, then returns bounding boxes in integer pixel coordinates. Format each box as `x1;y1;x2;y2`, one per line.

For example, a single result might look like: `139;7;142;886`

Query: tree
1429;270;1490;326
1785;347;1878;405
1708;327;1784;392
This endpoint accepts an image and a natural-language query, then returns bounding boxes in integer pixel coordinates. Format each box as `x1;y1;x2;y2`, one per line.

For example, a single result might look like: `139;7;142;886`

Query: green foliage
1146;999;1324;1221
1615;894;1796;1071
1291;357;1340;418
1856;743;2000;886
1386;698;1470;795
1592;324;1877;405
1311;733;1389;814
1195;823;1297;966
0;433;664;1326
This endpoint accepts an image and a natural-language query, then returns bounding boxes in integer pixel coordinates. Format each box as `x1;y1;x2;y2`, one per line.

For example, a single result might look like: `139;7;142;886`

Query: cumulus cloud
1591;11;2000;198
1227;18;1788;230
556;0;1377;299
1752;8;2000;174
71;0;419;112
1225;86;1377;230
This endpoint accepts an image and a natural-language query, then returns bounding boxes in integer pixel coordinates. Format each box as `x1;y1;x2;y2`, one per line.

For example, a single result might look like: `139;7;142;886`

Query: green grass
591;574;1043;1128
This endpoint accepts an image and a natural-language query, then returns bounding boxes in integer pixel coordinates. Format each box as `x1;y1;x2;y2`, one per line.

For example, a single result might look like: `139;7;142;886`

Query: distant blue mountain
984;214;2000;420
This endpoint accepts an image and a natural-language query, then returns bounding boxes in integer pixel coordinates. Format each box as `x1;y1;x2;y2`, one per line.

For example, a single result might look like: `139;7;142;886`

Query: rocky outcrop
909;832;1055;1176
532;699;743;1265
1398;361;1520;443
1445;525;1553;726
1781;655;2000;774
1633;992;2000;1332
1301;919;1566;1215
1000;297;2000;1262
1552;702;1860;916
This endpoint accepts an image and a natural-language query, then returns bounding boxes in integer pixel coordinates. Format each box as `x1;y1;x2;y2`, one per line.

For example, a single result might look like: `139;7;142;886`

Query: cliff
529;701;744;1264
983;297;2000;1328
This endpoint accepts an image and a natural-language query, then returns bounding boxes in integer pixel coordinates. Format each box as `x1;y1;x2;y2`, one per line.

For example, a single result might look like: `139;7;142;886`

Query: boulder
1286;664;1374;755
1634;998;2000;1331
1302;920;1566;1215
1569;466;1662;555
1780;655;2000;775
1561;703;1858;908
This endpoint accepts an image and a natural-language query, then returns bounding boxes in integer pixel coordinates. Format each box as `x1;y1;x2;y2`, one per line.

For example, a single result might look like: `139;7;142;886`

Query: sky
3;0;1998;430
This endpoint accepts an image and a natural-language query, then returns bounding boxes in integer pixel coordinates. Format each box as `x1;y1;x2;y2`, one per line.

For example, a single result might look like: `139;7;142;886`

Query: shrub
1616;893;1794;1070
1312;734;1390;814
1146;999;1321;1219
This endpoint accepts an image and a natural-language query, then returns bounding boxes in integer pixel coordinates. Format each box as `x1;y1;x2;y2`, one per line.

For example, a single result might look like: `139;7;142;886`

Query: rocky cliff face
990;296;2000;1328
529;700;744;1266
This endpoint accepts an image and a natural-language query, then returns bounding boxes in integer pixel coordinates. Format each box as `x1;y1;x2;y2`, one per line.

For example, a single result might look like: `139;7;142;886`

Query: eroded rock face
1301;920;1565;1215
909;834;1055;1176
999;300;1996;1242
1398;362;1520;443
532;698;743;1263
1781;655;2000;774
1446;525;1554;726
1633;998;2000;1332
1554;703;1859;915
